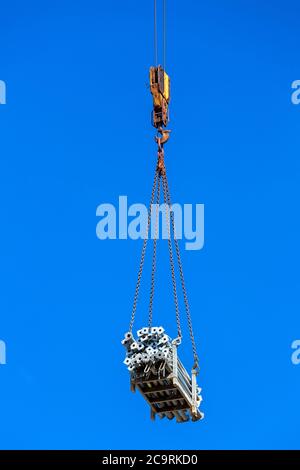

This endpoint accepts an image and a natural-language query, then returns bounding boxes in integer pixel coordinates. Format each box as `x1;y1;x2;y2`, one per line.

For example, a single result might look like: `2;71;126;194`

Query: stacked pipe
121;327;173;372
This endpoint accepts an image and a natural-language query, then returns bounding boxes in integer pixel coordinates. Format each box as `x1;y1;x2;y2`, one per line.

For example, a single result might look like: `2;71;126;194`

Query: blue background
0;0;300;450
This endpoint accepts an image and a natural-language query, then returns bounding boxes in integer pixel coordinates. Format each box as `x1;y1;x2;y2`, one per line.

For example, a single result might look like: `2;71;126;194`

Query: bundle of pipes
121;326;173;372
121;326;204;422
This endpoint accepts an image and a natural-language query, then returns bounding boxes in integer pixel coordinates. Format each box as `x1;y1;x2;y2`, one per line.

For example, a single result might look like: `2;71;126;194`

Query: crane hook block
150;65;170;128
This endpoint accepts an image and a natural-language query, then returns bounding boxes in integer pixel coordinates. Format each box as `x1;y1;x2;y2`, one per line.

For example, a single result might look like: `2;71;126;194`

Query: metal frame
130;344;203;423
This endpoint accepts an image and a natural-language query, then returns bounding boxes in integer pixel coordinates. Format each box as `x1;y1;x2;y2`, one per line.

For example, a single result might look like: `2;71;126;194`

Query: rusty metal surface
130;353;203;423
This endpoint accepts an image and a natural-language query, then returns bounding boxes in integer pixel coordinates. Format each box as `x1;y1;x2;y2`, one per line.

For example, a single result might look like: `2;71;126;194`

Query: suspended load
122;0;204;423
122;328;203;422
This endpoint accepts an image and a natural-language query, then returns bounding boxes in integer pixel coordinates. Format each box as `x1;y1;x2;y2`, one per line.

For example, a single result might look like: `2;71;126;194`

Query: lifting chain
129;144;199;372
148;171;161;328
129;168;159;333
162;170;200;371
161;168;182;339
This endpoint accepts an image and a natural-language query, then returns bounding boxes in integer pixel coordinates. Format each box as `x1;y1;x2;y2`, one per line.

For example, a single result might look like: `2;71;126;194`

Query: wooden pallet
130;345;203;423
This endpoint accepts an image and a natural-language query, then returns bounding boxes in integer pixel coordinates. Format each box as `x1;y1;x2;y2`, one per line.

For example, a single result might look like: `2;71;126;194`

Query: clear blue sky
0;0;300;450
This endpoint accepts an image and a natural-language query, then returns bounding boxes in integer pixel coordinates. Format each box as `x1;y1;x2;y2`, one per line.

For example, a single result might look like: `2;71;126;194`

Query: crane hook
155;127;171;175
155;127;171;149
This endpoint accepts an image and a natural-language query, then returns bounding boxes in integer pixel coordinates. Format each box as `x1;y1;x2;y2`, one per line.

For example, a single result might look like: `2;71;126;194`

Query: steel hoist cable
154;0;167;68
163;0;166;70
154;0;158;66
